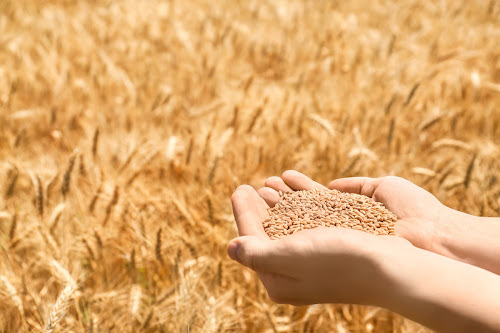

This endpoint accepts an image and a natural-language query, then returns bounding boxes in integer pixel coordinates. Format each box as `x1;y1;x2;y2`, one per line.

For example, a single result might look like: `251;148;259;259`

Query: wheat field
0;0;499;332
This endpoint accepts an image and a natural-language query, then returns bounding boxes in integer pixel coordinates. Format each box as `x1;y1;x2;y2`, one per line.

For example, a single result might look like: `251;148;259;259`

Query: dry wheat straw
91;127;100;157
61;153;77;197
103;185;119;226
45;284;76;333
9;213;17;241
4;164;19;198
155;227;163;263
0;275;24;315
142;309;154;329
263;189;397;239
129;284;142;317
49;203;65;235
82;238;96;261
88;181;103;213
49;260;77;289
30;172;44;217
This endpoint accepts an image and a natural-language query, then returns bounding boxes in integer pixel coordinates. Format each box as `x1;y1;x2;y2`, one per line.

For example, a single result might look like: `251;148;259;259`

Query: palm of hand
258;171;447;251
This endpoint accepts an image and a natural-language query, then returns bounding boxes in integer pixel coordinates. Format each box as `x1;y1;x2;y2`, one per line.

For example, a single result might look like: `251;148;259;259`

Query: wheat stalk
45;284;76;333
29;172;44;217
61;153;77;197
0;275;24;315
129;284;142;317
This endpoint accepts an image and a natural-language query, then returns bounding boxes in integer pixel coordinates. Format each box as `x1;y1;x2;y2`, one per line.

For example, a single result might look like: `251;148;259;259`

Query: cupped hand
258;170;454;256
227;184;413;306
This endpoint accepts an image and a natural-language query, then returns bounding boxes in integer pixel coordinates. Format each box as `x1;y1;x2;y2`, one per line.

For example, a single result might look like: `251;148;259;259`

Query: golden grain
264;190;397;239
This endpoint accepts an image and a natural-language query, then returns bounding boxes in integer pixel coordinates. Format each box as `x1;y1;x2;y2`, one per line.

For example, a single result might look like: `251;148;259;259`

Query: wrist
361;237;418;308
377;242;500;332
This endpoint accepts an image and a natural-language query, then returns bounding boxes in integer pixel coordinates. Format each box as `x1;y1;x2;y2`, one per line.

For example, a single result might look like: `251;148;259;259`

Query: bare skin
228;171;500;333
259;170;500;275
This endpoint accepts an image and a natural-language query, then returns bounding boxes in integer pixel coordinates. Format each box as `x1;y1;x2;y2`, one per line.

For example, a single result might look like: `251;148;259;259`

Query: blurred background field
0;0;499;332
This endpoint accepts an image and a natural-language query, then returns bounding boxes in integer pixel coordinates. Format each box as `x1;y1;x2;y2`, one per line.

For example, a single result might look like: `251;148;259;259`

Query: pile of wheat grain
263;189;397;239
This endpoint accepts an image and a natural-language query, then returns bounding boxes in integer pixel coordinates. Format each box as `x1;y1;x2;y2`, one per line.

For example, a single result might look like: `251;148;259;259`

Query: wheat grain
263;189;397;239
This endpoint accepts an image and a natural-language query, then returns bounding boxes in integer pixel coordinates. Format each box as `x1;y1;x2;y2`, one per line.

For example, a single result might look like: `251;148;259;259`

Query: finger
264;176;293;193
281;170;328;191
231;185;269;238
328;177;383;197
227;236;275;271
228;235;297;274
257;187;280;207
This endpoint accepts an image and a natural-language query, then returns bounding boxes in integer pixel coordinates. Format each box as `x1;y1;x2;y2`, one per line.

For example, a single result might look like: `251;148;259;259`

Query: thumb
227;236;274;272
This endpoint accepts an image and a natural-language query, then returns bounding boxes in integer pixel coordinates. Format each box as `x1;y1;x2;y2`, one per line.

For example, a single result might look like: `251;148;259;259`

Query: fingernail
227;242;241;262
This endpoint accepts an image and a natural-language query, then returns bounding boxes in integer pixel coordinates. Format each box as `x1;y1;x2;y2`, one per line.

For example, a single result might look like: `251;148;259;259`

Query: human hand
258;170;450;254
231;172;500;332
227;184;414;306
260;170;500;275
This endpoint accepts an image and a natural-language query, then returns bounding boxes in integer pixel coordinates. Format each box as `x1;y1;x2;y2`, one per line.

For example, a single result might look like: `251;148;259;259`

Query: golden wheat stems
49;260;77;289
45;284;76;333
0;275;24;315
82;238;96;261
103;185;119;226
91;127;100;158
185;136;194;165
207;197;214;225
79;154;87;177
61;153;77;198
464;153;477;188
246;107;263;133
88;181;103;214
142;309;154;329
118;144;140;173
155;227;163;264
4;164;19;198
9;213;17;242
129;284;142;317
207;155;220;184
44;172;59;205
230;105;239;131
30;172;44;217
49;203;65;235
129;248;136;276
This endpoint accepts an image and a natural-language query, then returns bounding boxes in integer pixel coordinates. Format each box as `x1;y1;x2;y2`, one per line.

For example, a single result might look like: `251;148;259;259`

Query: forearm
380;244;500;333
434;210;500;274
